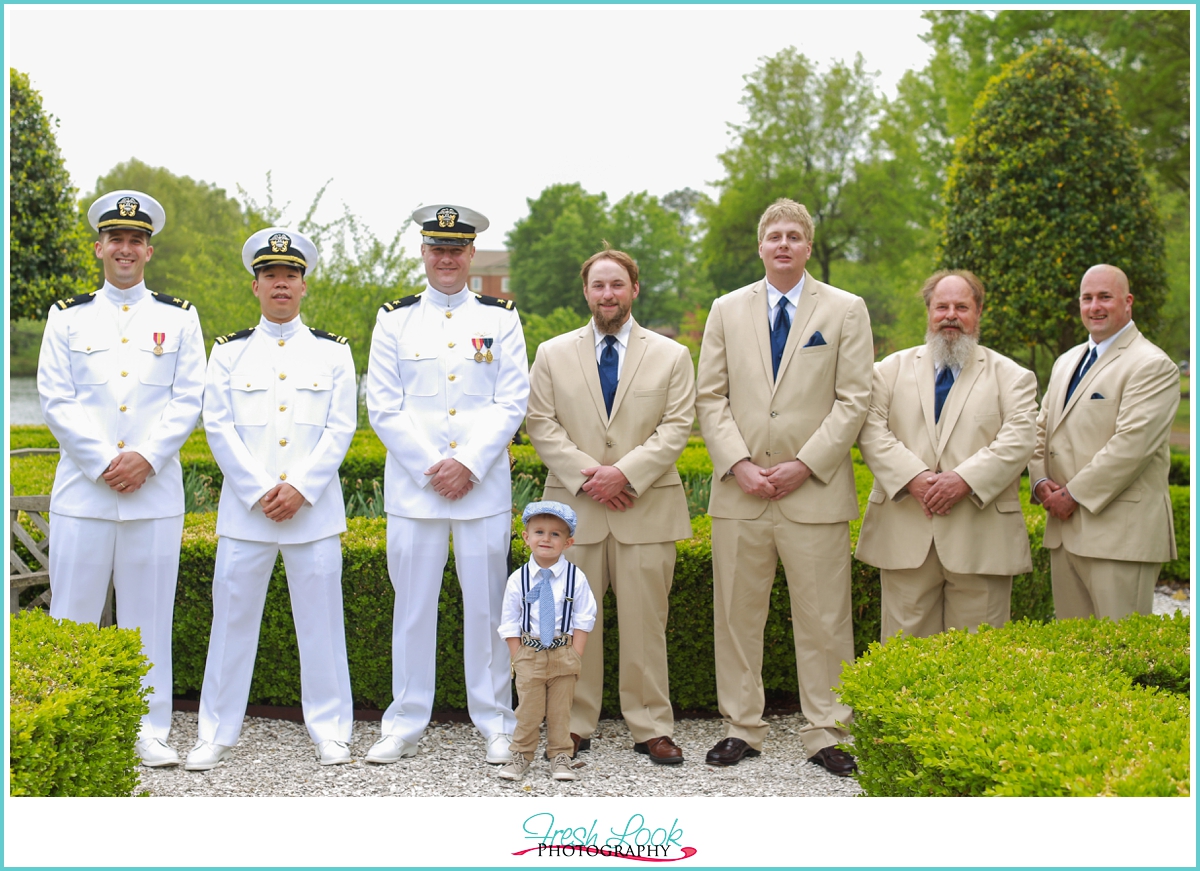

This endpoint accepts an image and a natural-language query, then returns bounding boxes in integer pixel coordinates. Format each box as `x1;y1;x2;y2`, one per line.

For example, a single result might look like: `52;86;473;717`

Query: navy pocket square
1090;392;1105;400
804;331;826;348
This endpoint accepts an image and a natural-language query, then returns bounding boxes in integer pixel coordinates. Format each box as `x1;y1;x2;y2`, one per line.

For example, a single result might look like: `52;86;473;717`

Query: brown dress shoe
808;745;857;776
544;733;590;761
704;737;761;767
633;736;684;765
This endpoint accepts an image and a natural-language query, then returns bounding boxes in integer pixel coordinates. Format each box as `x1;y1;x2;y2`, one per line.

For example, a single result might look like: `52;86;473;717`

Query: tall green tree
9;69;93;320
701;49;883;291
609;191;691;328
938;42;1166;375
922;10;1190;193
506;183;612;317
83;159;260;344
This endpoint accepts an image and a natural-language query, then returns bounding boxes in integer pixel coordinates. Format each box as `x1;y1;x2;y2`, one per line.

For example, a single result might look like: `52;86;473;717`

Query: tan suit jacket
1029;325;1178;563
696;274;873;521
855;344;1037;576
527;319;695;545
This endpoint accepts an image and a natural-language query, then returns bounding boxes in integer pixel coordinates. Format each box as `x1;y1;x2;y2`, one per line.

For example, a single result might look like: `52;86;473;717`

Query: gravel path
138;587;1188;797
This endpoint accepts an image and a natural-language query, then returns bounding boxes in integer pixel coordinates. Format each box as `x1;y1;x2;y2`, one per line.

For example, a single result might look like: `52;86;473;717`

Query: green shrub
1168;449;1189;487
839;615;1190;796
1162;485;1191;582
9;610;150;796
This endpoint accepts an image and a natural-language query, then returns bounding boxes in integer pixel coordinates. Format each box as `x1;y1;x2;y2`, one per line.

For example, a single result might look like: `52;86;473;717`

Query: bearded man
855;270;1038;640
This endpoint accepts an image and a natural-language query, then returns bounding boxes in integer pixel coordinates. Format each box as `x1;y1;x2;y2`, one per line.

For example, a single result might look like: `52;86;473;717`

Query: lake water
9;377;43;424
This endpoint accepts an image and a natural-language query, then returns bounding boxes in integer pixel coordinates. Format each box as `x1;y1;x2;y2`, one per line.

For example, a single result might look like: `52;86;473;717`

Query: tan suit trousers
510;643;581;760
880;542;1012;641
712;506;854;756
567;537;676;743
1050;547;1160;620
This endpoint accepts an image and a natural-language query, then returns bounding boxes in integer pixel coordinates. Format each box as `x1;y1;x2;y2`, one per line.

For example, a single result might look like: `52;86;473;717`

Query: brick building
468;250;512;301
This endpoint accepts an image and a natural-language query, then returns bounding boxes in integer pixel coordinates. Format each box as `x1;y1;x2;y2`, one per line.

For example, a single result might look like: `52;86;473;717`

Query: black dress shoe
808;745;857;777
545;733;590;760
704;737;761;767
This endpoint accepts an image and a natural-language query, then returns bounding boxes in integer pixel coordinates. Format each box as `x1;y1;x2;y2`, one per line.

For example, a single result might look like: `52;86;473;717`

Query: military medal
484;337;494;363
153;332;165;356
472;337;485;363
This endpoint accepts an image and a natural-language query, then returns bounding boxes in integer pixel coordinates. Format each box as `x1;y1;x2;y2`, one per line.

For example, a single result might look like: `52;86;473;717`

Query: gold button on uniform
278;340;285;346
448;342;455;348
279;373;287;380
415;352;420;358
121;337;129;344
279;405;287;412
448;374;456;381
313;382;318;387
117;441;125;448
450;441;457;448
122;305;129;312
279;473;288;481
279;439;288;446
445;311;453;319
121;371;129;377
119;405;127;412
449;408;456;415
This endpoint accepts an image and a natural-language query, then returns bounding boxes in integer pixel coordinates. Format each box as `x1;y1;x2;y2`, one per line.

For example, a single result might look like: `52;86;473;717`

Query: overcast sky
6;4;936;256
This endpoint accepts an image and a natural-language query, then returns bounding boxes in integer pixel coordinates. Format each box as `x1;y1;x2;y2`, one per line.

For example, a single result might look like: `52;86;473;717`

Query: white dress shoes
317;740;352;766
184;740;233;771
365;734;418;764
134;737;180;767
486;733;514;764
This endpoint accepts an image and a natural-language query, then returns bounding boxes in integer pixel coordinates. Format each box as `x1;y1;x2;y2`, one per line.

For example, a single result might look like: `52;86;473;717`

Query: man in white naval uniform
366;205;529;764
38;190;205;767
184;229;357;770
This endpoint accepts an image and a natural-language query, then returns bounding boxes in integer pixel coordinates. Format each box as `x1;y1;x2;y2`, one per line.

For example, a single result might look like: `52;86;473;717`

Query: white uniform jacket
38;281;205;520
204;315;356;544
366;288;529;519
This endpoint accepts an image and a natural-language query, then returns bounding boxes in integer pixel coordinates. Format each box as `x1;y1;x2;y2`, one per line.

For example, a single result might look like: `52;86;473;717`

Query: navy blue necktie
771;298;791;380
525;568;556;647
599;335;618;416
934;366;955;423
1064;346;1098;406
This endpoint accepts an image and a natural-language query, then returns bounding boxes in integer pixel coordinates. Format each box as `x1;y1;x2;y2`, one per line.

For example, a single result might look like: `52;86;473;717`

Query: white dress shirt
591;316;634;379
497;555;598;640
766;275;806;327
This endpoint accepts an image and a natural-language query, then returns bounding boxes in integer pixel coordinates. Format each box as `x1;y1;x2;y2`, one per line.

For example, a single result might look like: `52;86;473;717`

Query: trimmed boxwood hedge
839;614;1191;796
9;425;1189;715
9;609;149;796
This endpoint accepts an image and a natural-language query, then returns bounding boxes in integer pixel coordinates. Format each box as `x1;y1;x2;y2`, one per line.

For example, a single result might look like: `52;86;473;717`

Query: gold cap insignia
436;207;459;228
117;196;140;217
269;232;292;253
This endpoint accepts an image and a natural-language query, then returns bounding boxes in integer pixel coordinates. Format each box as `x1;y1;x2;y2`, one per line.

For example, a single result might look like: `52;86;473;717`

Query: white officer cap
241;228;319;276
522;500;578;536
413;204;489;247
87;190;166;236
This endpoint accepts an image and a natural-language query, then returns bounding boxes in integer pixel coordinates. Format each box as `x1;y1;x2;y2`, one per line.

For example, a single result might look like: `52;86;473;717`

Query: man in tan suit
695;198;872;776
855;271;1038;640
1029;264;1179;620
526;247;695;765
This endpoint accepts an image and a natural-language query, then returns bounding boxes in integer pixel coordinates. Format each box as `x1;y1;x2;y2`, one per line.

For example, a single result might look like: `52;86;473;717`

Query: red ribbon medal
153;332;166;356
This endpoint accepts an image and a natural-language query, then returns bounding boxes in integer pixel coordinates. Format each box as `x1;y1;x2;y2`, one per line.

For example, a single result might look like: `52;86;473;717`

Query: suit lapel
574;325;608;420
915;346;938;447
609;322;647;421
748;281;775;387
935;347;984;459
1056;328;1137;429
773;273;818;391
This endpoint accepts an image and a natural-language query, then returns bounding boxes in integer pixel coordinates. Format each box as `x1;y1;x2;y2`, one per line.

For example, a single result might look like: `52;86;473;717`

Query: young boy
497;501;598;781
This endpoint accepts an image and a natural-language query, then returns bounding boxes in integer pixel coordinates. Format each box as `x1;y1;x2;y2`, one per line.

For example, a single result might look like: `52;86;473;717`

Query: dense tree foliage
938;42;1166;374
9;69;93;320
701;50;883;291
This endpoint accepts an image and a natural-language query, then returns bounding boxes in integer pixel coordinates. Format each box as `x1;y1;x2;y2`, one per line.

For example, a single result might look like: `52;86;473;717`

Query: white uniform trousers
197;535;353;746
380;513;516;744
48;512;183;741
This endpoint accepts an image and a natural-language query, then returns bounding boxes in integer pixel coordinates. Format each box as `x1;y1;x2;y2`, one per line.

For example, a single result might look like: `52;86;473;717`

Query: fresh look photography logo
512;813;696;862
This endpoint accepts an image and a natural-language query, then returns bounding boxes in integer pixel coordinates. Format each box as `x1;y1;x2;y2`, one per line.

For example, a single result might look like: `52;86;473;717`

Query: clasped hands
1034;479;1077;521
102;451;152;494
259;483;306;522
426;458;474;501
905;469;971;517
581;465;634;511
731;458;812;501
